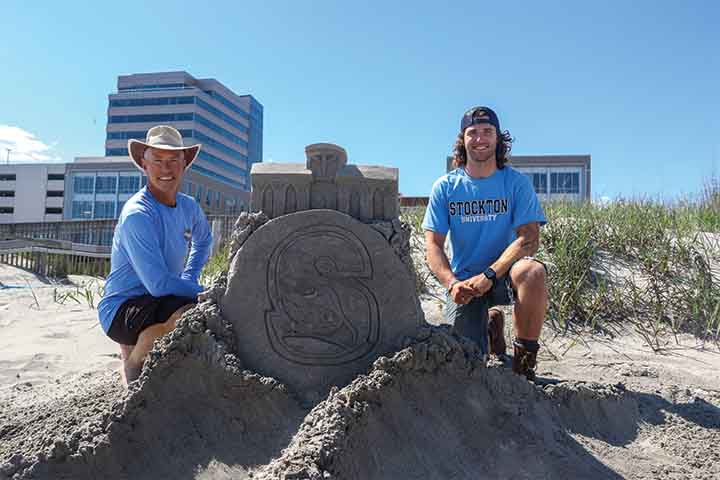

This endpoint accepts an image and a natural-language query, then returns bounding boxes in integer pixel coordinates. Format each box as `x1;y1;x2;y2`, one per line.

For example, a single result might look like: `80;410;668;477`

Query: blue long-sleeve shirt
98;187;212;333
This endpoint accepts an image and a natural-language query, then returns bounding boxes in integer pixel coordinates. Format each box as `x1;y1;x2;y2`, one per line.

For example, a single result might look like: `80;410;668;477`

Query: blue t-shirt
422;166;546;280
98;187;212;333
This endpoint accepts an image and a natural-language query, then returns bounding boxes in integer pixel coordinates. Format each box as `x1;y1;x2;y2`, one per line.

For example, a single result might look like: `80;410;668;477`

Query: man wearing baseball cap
98;125;212;384
422;107;548;380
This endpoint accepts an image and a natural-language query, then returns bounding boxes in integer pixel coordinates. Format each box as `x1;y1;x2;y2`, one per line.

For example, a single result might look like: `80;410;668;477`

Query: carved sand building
250;143;399;221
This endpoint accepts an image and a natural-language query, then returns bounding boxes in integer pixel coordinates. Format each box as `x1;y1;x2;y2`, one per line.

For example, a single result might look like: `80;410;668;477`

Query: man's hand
449;280;477;305
197;289;211;302
467;274;493;297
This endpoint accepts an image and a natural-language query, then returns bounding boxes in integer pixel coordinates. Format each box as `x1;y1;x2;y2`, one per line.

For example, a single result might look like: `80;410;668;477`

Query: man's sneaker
512;341;539;381
488;308;507;356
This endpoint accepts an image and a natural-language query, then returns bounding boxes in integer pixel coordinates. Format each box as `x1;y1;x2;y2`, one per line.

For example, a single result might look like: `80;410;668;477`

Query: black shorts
107;295;197;345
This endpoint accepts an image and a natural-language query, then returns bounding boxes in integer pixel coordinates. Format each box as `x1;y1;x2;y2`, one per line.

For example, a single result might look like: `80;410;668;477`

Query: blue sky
1;1;718;201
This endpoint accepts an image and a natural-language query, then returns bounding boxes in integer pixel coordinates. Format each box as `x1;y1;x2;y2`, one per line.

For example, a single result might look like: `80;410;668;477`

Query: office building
510;155;591;201
105;71;262;190
61;70;261;221
0;164;66;223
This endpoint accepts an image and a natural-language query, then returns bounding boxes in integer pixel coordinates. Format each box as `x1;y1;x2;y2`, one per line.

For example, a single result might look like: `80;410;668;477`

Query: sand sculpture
251;143;398;221
0;144;641;480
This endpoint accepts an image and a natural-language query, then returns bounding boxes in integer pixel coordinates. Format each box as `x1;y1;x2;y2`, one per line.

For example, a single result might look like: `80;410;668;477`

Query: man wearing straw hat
98;125;212;384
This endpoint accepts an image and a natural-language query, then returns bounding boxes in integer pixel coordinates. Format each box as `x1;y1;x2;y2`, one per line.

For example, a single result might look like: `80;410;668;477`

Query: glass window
94;201;116;219
109;96;194;107
0;174;16;181
191;130;248;163
118;176;140;194
73;175;95;194
202;91;251;120
106;148;128;156
141;176;147;187
95;175;117;194
118;83;187;91
195;184;204;202
196;150;248;177
195;98;249;134
205;189;213;206
45;207;62;215
46;190;64;197
117;201;126;216
189;164;245;190
526;173;547;194
550;172;580;194
47;173;64;181
0;190;15;197
0;207;13;214
108;113;193;124
194;113;248;148
107;130;192;141
72;201;93;219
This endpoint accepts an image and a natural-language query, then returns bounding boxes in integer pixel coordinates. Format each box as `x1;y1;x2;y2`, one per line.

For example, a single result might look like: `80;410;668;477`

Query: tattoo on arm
516;222;540;256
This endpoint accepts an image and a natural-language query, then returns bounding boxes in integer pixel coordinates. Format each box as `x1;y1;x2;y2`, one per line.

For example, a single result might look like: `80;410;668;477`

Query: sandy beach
0;260;719;479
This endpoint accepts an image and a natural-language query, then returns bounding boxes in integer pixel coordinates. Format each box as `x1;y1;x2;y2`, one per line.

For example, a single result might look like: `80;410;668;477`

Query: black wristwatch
483;267;497;287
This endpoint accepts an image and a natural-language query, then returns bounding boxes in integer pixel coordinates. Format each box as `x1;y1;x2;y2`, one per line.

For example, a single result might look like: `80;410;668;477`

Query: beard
467;147;495;165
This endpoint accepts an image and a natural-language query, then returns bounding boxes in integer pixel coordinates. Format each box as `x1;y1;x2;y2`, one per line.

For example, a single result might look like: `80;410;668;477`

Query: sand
1;261;719;479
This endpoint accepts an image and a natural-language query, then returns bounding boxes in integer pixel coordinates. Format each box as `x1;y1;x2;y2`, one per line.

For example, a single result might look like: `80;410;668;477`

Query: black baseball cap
460;106;500;132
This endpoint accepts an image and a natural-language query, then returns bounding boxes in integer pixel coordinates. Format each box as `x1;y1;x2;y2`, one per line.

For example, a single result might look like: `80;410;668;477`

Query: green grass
538;193;720;347
199;243;233;287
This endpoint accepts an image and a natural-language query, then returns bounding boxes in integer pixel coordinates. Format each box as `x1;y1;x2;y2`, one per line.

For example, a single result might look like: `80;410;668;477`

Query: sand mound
2;313;644;480
257;328;635;480
1;305;307;480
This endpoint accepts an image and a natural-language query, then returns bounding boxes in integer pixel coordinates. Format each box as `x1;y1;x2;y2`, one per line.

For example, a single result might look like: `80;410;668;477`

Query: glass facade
118;176;139;194
73;176;95;194
70;172;139;220
107;129;192;140
192;130;248;162
71;200;93;219
248;97;263;164
110;96;193;107
550;172;580;194
94;200;116;219
203;90;250;120
118;83;187;91
95;175;117;194
194;113;248;148
526;173;548;194
190;164;245;189
195;98;249;133
109;113;194;123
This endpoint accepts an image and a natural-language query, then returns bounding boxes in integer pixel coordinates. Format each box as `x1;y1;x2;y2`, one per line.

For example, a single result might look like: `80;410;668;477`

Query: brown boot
512;340;539;381
488;308;507;356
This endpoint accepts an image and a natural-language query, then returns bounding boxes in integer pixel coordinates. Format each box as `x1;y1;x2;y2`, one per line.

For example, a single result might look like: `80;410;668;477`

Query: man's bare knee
511;261;546;292
165;303;194;326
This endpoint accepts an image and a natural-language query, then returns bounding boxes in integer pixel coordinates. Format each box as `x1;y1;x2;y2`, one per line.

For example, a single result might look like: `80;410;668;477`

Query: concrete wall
0;164;66;224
